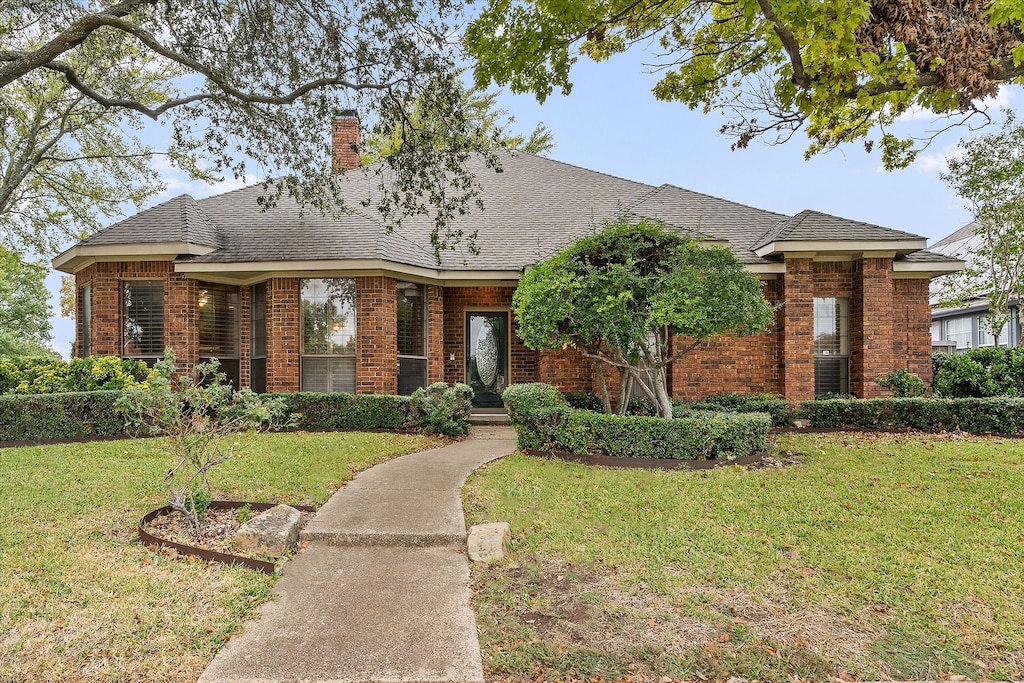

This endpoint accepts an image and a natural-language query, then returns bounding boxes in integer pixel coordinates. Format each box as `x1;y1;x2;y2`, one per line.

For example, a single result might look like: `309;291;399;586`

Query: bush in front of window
281;383;475;435
0;390;127;441
800;397;1024;435
679;392;793;427
503;382;771;459
282;392;412;430
0;355;149;395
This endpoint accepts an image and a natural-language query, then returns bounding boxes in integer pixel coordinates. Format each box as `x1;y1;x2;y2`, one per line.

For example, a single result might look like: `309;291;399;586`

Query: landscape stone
468;522;511;562
231;504;302;557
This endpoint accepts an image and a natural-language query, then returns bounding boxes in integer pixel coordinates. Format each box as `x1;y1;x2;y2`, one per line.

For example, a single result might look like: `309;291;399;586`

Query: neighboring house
53;115;962;405
929;221;1020;352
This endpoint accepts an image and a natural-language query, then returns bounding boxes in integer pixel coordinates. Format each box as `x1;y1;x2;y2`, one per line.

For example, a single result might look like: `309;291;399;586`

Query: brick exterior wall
74;260;192;364
852;257;895;398
782;257;816;401
73;257;935;401
266;278;300;392
356;276;398;394
537;347;593;392
427;285;445;384
670;278;784;400
442;287;537;387
894;278;934;387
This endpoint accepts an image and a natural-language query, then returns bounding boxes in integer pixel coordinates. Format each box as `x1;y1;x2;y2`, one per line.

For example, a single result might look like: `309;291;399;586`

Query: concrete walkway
199;425;517;683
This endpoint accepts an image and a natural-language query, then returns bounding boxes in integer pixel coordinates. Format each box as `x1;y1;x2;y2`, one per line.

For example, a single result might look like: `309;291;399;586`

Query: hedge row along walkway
199;425;517;683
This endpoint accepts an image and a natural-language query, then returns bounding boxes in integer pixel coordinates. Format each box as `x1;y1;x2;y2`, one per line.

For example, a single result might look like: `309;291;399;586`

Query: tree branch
0;0;154;87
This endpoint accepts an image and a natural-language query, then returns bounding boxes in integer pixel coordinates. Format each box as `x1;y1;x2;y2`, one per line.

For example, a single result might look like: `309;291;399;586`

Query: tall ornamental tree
2;0;499;258
938;113;1024;344
466;0;1024;168
0;247;55;357
513;219;774;418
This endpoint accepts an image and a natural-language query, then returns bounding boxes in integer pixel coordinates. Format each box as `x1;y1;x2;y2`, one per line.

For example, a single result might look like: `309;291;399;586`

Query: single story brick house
54;117;962;406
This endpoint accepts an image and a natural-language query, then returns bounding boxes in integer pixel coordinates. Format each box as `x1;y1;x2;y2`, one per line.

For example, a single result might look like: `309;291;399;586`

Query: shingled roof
81;194;221;249
56;151;954;275
752;209;921;250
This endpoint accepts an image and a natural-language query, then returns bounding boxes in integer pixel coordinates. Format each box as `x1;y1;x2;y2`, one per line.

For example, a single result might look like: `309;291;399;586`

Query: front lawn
0;431;441;682
465;432;1024;682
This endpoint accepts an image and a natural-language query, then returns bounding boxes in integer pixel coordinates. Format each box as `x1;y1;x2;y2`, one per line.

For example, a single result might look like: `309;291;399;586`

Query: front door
466;312;508;408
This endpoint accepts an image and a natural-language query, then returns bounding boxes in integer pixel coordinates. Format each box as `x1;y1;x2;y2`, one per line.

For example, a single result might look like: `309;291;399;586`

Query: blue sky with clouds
44;45;1017;356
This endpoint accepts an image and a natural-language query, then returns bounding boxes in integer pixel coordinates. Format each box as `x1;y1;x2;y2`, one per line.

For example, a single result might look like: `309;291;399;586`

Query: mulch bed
523;448;801;470
139;500;316;574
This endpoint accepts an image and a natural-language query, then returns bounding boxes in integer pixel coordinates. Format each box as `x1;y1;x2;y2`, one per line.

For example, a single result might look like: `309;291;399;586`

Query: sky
42;44;1018;357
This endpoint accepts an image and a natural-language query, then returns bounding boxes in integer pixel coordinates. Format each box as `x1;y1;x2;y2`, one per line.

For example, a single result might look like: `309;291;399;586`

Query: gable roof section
752;209;926;257
53;194;221;272
82;194;221;248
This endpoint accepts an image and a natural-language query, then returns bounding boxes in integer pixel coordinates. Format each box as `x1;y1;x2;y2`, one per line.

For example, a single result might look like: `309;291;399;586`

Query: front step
468;413;511;426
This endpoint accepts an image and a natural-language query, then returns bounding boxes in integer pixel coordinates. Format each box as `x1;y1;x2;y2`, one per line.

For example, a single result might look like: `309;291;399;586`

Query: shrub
563;391;604;412
682;392;793;427
800;397;1024;435
503;383;568;449
280;383;473;435
875;369;927;398
932;347;1024;398
0;390;126;441
409;382;474;435
0;355;150;395
504;382;770;459
116;351;289;537
282;392;412;430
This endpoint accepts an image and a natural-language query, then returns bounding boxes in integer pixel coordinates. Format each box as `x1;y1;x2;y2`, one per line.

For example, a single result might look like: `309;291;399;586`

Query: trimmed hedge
680;392;792;427
1;384;474;443
801;397;1024;435
282;392;412;430
0;391;126;441
504;383;770;460
0;356;150;395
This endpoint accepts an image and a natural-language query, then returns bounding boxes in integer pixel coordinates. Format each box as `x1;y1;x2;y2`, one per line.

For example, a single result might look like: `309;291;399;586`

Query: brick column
781;257;815;402
427;285;445;384
852;257;894;397
356;276;398;394
894;278;933;387
166;273;198;371
266;278;300;392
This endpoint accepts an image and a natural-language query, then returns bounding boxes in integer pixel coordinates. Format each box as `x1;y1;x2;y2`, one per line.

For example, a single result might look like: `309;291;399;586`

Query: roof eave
52;242;219;274
892;259;965;279
754;238;928;258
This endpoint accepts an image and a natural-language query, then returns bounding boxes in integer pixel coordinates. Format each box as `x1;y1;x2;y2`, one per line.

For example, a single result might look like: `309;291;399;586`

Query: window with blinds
121;280;164;359
813;297;850;397
198;282;240;387
250;282;267;393
396;281;427;394
300;278;357;392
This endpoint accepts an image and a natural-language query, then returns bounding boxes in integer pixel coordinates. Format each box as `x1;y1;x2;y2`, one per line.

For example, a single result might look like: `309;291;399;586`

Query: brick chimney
331;110;360;172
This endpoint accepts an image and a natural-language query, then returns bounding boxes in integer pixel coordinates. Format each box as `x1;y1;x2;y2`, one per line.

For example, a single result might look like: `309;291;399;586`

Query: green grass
0;430;440;682
465;432;1024;682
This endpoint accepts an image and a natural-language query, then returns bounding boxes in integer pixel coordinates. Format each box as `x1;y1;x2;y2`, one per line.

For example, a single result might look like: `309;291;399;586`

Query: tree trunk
617;368;633;415
651;365;674;418
591;355;613;414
